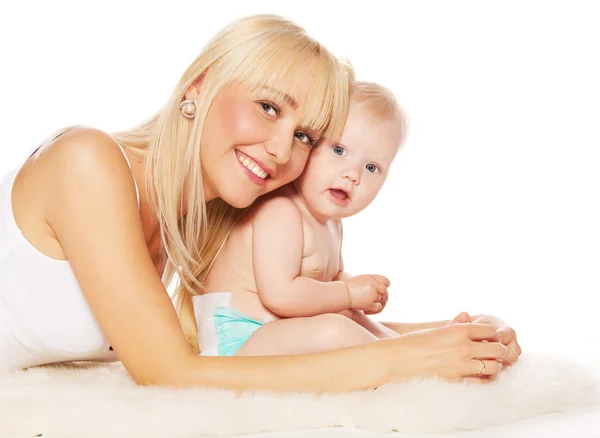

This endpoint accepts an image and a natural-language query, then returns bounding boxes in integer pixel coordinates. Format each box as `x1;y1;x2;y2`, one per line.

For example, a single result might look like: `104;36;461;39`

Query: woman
0;14;519;391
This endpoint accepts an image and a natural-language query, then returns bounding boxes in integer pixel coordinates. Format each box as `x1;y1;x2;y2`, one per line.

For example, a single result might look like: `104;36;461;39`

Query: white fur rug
0;354;597;438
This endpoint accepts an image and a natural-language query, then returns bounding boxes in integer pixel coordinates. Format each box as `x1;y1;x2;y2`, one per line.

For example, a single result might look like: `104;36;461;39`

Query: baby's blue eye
366;163;379;173
333;145;346;156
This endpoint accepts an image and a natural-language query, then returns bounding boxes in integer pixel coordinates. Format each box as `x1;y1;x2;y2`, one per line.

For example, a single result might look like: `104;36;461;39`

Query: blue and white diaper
192;292;265;356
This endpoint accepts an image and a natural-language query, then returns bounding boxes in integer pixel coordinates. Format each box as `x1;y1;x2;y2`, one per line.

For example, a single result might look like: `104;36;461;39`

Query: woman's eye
295;132;316;146
366;163;380;173
333;145;346;156
261;102;278;117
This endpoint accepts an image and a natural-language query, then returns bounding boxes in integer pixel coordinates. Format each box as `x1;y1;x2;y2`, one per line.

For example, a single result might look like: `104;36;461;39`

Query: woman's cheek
216;98;262;143
225;108;253;141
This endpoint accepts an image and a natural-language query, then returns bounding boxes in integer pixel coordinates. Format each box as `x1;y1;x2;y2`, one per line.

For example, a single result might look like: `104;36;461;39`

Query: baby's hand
344;275;390;314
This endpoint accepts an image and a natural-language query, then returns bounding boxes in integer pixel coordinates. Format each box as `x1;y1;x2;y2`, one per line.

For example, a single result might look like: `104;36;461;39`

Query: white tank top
0;132;140;371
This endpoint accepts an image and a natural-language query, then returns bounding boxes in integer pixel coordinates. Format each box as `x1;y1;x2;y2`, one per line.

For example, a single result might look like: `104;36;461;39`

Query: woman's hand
470;314;521;366
446;312;521;367
380;323;510;383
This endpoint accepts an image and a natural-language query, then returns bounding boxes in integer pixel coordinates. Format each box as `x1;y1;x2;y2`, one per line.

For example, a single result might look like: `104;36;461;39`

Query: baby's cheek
299;149;326;178
364;182;385;206
288;148;311;180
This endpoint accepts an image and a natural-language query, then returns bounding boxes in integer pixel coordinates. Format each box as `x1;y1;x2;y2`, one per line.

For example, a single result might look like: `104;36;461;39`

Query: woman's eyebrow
301;126;321;139
263;85;298;109
262;85;320;138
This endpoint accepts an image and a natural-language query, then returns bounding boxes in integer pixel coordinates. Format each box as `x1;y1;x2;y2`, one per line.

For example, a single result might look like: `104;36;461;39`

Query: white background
1;1;598;361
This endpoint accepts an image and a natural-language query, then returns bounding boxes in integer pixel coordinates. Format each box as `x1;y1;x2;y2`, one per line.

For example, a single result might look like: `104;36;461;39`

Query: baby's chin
309;206;358;222
326;204;370;221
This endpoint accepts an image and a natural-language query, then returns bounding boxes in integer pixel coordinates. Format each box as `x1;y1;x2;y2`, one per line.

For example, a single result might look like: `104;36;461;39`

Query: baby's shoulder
254;194;300;215
249;195;302;225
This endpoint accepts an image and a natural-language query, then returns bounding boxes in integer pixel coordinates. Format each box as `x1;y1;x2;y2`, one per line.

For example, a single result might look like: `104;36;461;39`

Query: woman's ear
184;71;206;101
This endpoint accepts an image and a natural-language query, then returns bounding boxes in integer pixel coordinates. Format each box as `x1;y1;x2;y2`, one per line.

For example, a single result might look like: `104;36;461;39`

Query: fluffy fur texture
0;354;597;437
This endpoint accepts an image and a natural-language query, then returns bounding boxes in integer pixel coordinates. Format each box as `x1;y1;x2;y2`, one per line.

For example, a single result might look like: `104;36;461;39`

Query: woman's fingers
468;359;503;377
471;340;509;361
497;325;518;347
447;312;470;325
463;323;500;342
494;324;521;365
502;342;521;365
463;376;493;385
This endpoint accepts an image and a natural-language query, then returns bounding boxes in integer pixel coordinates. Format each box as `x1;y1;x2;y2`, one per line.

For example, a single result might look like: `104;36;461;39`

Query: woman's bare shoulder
23;126;139;216
34;126;128;170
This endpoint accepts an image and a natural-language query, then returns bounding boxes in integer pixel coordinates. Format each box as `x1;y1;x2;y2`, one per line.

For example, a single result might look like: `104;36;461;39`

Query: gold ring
476;359;486;376
511;349;519;362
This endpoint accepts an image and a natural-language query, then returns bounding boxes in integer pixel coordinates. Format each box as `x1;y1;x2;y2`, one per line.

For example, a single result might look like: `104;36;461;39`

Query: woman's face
199;78;320;208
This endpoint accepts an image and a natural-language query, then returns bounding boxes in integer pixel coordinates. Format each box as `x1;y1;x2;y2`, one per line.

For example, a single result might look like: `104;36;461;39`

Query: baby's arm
332;223;353;283
334;222;388;315
252;197;351;318
332;271;352;282
335;249;397;339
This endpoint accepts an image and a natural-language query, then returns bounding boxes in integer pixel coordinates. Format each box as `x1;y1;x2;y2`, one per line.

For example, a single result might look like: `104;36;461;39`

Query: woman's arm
45;128;197;385
382;320;453;335
381;314;483;335
167;323;509;392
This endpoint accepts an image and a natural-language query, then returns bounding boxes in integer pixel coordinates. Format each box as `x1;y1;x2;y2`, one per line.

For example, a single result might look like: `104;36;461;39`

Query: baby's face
295;103;402;221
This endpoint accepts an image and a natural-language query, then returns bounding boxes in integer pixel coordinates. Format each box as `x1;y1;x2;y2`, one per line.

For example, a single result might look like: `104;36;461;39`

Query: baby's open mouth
329;188;349;200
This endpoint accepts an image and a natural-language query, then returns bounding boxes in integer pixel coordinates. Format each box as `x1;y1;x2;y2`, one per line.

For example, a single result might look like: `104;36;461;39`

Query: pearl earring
180;99;197;119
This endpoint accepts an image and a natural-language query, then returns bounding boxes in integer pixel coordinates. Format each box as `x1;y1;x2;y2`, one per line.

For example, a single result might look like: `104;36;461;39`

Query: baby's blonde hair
112;15;354;351
350;81;409;150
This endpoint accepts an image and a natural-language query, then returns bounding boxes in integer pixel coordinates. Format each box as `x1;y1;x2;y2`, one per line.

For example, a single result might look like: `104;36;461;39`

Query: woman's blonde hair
350;81;410;150
112;15;354;351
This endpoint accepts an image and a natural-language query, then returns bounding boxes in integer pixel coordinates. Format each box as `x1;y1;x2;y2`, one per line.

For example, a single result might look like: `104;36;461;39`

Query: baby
193;82;408;356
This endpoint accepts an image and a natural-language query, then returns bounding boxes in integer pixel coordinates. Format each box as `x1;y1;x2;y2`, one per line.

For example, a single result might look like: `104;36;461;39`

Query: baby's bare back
204;187;342;321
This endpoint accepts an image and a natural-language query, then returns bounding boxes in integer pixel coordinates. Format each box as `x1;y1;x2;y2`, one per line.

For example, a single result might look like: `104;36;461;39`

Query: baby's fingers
370;275;390;287
367;302;383;315
375;283;388;301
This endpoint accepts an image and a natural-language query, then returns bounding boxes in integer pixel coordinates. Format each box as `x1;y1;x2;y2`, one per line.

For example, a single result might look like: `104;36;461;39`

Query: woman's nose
264;125;294;165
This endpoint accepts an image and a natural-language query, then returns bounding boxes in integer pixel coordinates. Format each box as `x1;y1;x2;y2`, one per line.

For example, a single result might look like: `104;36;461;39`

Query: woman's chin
221;192;259;209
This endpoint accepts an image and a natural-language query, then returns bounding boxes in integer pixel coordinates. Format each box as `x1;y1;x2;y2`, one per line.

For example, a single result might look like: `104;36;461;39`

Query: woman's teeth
237;153;268;179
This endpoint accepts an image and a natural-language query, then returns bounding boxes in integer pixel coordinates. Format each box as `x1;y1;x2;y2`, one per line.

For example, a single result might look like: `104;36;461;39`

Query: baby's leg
235;313;378;356
346;310;400;339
